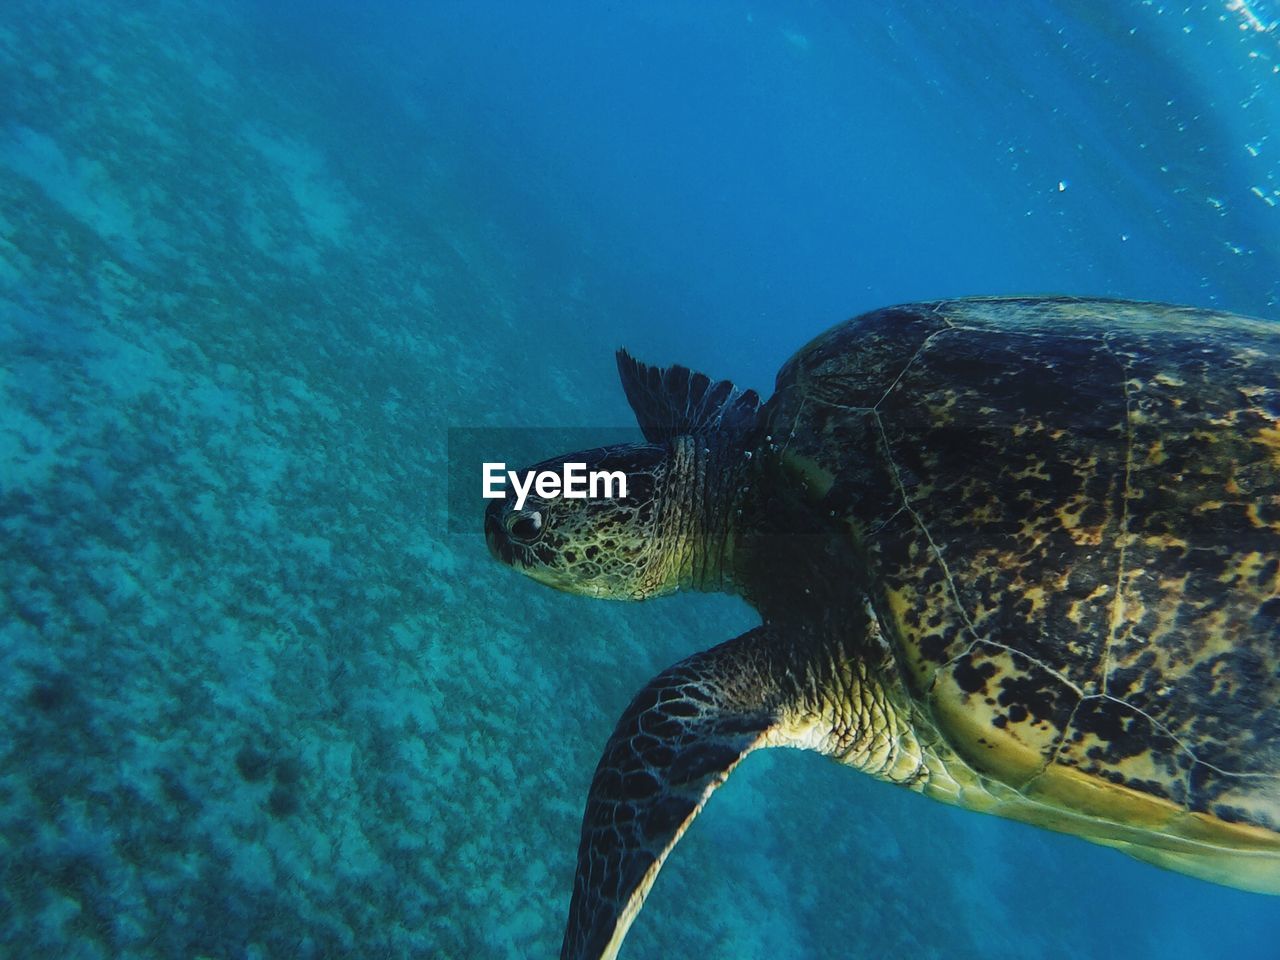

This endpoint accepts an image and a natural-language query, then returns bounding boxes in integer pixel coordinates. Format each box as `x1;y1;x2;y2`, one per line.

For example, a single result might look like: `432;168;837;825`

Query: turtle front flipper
561;627;786;960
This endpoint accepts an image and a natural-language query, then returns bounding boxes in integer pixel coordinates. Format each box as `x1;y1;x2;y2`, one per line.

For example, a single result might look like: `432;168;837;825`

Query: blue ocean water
1;2;1279;958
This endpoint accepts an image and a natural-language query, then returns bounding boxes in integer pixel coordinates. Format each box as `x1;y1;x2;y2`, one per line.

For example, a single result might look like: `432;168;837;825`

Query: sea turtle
484;297;1280;960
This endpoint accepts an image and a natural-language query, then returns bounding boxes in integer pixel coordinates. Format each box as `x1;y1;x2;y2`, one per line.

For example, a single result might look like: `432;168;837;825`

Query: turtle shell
765;297;1280;889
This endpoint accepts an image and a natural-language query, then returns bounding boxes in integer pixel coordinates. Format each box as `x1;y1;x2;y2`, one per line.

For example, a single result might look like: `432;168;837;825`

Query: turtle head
485;348;761;600
484;442;685;600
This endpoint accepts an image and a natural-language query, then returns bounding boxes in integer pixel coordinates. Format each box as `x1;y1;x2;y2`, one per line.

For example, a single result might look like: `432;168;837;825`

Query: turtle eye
507;510;543;542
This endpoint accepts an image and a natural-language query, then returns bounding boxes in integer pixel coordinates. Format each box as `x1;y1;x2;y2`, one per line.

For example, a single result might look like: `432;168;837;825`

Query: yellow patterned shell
765;297;1280;890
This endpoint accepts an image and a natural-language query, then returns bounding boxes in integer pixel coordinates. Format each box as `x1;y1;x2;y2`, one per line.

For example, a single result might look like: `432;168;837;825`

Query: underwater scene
3;2;1280;958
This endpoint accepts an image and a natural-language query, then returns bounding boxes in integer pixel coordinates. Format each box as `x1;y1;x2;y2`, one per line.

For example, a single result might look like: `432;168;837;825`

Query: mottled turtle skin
485;297;1280;960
